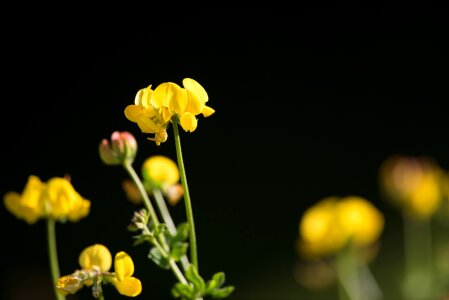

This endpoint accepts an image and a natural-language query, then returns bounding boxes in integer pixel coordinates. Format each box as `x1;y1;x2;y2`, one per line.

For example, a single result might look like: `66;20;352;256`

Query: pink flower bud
99;131;138;165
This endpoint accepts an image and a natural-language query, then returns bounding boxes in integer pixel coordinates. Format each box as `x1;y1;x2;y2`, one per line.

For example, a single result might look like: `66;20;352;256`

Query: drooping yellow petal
79;244;112;272
180;112;198;132
201;106;215;117
151;82;183;109
67;198;91;222
3;191;40;224
124;105;146;123
136;115;160;133
114;251;135;281
113;276;142;297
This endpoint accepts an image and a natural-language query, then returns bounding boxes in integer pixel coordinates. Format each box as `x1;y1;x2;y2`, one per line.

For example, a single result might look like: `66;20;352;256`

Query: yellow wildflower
3;175;90;224
379;155;444;219
79;244;112;272
124;78;215;145
112;251;142;297
142;155;179;187
298;196;384;259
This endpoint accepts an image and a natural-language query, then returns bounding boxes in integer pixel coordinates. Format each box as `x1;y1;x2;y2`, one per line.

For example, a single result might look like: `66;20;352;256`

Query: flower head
3;175;90;224
379;155;445;219
99;131;138;165
57;244;142;297
124;78;214;145
298;196;384;259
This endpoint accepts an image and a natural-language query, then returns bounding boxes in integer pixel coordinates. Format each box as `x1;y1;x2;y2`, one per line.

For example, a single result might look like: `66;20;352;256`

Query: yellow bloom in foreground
3;175;90;224
124;78;215;145
58;244;141;297
298;196;384;258
379;155;444;219
112;251;142;297
79;244;112;272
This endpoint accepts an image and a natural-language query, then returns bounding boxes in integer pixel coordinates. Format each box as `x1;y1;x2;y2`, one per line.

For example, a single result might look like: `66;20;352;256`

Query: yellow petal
114;277;142;297
140;85;153;108
151;82;183;109
114;251;135;281
136;115;159;133
185;89;205;115
3;191;40;224
180;112;198;132
79;244;112;272
201;106;215;117
182;78;208;103
124;105;146;123
168;88;188;115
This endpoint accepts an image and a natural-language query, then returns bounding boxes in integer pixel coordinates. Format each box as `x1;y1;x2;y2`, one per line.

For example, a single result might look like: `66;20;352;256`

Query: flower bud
99;131;137;165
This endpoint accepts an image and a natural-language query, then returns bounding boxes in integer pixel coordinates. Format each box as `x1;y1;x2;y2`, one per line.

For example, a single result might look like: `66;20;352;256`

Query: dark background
1;5;448;300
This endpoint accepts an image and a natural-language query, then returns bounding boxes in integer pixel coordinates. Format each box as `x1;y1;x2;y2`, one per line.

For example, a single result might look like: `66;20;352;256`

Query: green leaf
171;282;194;299
209;286;235;299
185;264;206;294
148;247;170;269
132;234;151;246
206;272;225;292
155;223;168;235
170;242;188;261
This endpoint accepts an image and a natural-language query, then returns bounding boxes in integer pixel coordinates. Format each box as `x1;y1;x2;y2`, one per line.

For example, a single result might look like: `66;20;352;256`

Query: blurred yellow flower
142;155;180;188
3;175;90;224
124;78;215;145
379;155;445;219
79;244;112;272
298;196;384;259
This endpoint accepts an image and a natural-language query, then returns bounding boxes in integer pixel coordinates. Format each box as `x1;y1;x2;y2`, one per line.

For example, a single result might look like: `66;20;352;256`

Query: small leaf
185;264;206;294
132;234;151;246
206;272;225;292
155;223;168;235
170;242;188;261
171;282;194;299
148;247;170;269
209;286;235;299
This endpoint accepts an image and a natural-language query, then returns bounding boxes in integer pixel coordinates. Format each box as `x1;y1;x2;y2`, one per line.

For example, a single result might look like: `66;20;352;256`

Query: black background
1;5;448;300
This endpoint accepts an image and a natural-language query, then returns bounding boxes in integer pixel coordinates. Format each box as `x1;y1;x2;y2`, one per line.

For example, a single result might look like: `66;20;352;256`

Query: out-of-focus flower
140;155;183;205
379;155;445;219
122;179;142;204
57;244;142;297
3;175;90;224
99;131;138;165
298;196;384;259
124;78;214;145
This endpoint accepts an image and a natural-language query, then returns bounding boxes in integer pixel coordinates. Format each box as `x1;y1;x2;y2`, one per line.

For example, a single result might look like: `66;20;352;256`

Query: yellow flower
142;155;179;188
298;196;384;258
124;85;171;146
379;155;444;219
79;244;112;272
3;175;90;223
336;196;384;246
112;251;142;297
299;197;347;258
124;78;215;145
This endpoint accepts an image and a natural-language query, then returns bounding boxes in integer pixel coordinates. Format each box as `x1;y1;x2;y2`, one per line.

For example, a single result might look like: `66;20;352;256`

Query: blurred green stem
123;160;161;227
153;188;191;271
172;120;199;269
402;214;435;300
46;219;65;300
335;242;362;300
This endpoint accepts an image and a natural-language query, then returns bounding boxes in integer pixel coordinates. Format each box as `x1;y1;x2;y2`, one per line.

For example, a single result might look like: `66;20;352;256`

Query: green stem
153;188;191;271
46;219;65;300
151;235;188;285
123;160;161;227
335;242;362;300
172;121;198;269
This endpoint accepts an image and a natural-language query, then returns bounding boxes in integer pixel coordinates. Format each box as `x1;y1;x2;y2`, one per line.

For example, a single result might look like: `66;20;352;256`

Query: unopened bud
99;131;137;165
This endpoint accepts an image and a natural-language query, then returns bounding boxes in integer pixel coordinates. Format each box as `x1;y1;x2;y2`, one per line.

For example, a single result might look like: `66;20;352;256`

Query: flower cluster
56;244;142;297
124;78;215;145
298;195;384;259
4;175;90;224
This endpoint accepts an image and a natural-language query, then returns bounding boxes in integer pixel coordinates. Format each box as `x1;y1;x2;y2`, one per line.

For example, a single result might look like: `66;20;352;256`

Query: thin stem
153;188;190;271
123;160;161;227
172;121;198;269
46;219;65;300
151;235;188;285
335;242;362;300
